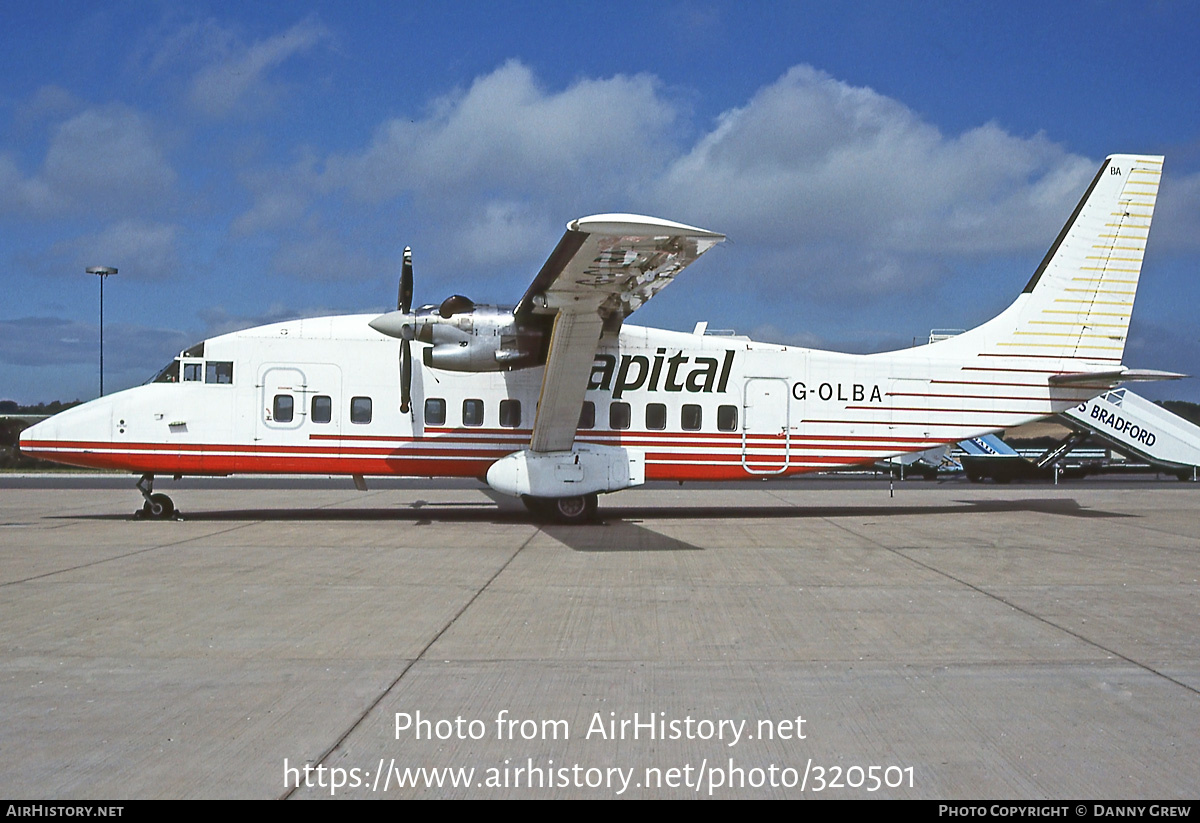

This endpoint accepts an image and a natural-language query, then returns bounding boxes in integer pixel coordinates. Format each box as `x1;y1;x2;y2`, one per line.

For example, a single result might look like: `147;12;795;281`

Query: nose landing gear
135;473;176;520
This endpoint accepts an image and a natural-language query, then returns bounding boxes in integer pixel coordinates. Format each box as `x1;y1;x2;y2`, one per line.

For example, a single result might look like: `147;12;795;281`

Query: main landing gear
135;473;176;520
521;493;598;523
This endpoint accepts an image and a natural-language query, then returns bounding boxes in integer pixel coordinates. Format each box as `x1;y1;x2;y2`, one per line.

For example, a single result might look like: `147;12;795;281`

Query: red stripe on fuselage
22;427;921;479
21;445;851;481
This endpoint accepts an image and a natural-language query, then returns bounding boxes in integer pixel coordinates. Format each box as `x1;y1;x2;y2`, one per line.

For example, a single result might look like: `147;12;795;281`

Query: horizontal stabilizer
1115;369;1189;382
1050;368;1187;385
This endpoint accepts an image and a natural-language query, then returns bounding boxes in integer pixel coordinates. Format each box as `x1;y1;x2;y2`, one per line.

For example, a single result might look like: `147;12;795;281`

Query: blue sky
3;1;1199;403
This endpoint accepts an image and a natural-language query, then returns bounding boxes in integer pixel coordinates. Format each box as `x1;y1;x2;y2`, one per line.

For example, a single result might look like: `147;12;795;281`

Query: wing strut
530;309;605;452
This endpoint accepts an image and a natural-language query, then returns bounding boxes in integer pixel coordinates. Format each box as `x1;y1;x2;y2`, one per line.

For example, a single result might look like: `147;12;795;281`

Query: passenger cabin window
682;404;702;431
351;396;372;424
312;395;332;424
499;399;521;428
273;394;294;423
646;403;667;430
205;361;233;384
578;401;595;429
425;398;446;426
717;404;738;432
463;399;484;427
182;362;202;382
609;401;631;430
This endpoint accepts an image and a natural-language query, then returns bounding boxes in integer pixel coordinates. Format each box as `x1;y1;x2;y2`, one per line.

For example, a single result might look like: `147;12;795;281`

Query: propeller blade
398;246;413;314
399;338;412;414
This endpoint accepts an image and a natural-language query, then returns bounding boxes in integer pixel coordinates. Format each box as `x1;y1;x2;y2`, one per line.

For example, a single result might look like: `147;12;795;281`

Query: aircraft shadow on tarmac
56;497;1133;553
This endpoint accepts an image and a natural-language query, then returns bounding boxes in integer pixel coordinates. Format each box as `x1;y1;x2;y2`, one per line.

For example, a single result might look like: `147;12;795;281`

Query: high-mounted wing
518;214;724;453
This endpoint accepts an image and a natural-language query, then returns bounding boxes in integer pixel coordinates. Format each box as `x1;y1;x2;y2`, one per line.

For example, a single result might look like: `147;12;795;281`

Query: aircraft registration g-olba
20;154;1182;521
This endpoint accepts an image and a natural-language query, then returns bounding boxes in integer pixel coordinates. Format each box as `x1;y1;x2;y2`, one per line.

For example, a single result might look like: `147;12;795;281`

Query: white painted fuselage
20;154;1166;508
19;311;1110;481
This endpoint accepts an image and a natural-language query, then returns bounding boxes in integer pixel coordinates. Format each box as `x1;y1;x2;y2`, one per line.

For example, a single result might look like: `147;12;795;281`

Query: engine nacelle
486;444;646;498
414;305;543;372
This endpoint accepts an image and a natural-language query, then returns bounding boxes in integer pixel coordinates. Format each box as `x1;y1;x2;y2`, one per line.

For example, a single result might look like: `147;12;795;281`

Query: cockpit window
152;360;180;383
205;361;233;384
150;341;222;386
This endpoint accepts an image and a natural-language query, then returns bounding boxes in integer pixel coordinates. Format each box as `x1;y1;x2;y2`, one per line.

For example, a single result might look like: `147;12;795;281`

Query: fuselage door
742;377;790;474
259;366;307;436
256;365;343;452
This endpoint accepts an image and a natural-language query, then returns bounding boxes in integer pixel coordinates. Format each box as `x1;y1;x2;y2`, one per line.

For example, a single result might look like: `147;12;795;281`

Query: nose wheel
135;474;177;520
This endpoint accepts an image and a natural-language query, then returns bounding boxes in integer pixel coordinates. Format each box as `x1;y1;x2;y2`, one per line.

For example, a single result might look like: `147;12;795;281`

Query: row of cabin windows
271;394;740;432
423;398;522;428
272;394;372;425
424;398;739;432
606;401;738;432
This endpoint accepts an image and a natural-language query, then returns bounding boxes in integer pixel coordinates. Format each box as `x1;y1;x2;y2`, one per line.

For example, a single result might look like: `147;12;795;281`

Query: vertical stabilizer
940;154;1162;368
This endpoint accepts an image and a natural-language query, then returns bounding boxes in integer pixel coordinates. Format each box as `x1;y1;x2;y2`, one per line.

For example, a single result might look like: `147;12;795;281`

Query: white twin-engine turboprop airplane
21;154;1180;521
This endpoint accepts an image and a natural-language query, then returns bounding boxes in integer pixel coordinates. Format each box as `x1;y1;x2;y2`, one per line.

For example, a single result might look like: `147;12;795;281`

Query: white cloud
140;17;236;77
14;85;82;128
59;219;181;281
322;60;678;203
652;65;1096;294
44;108;177;200
232;61;1196;310
268;219;387;282
233;60;681;286
232;151;321;236
1155;170;1200;251
0;105;176;218
449;200;557;269
189;16;329;117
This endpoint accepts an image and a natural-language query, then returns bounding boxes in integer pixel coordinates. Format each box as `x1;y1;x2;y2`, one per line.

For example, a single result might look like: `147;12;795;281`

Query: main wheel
522;494;598;523
142;493;175;519
552;494;597;522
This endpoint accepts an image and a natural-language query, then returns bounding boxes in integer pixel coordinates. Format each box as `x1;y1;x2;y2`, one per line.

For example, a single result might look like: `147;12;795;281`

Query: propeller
398;247;413;413
372;246;478;412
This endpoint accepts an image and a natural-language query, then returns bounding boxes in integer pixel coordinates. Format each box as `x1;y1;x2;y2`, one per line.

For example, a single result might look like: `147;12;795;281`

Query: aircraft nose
18;416;57;459
18;399;114;465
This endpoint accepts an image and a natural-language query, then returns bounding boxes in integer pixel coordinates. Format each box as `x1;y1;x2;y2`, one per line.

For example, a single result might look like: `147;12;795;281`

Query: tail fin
959;434;1021;457
943;154;1162;369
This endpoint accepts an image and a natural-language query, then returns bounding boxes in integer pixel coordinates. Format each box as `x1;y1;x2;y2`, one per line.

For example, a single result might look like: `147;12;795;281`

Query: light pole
86;266;117;396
